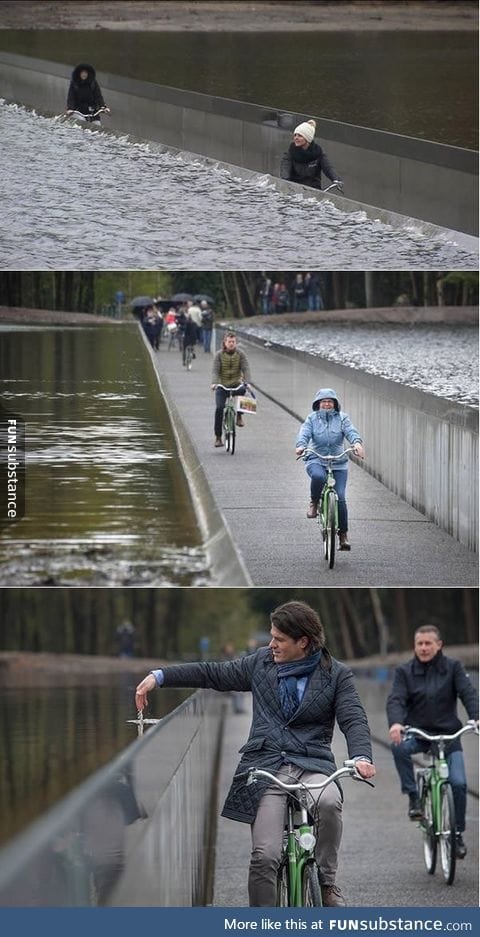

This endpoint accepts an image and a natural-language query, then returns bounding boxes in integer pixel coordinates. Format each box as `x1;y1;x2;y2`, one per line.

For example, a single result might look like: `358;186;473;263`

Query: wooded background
0;271;477;319
0;588;477;661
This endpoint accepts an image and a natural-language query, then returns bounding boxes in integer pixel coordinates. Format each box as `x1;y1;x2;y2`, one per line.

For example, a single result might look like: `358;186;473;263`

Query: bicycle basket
236;394;257;414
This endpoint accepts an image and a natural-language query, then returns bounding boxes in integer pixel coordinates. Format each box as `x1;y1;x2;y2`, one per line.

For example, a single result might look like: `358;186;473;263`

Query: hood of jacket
312;387;340;411
71;63;96;83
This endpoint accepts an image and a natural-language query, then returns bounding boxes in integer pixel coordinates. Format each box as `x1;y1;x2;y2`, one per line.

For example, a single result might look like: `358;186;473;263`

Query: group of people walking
258;272;324;315
140;299;215;355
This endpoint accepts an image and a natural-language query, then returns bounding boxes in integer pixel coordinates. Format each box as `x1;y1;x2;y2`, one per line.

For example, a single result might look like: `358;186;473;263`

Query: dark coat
280;141;339;190
161;647;373;824
386;651;478;752
183;318;198;345
67;63;106;115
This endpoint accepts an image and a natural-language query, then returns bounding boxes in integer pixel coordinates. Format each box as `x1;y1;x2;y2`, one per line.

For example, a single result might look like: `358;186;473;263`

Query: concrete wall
0;691;224;907
233;333;479;552
0;51;477;236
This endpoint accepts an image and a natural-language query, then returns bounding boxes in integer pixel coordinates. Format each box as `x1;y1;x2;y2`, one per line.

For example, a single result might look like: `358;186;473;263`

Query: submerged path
145;331;478;587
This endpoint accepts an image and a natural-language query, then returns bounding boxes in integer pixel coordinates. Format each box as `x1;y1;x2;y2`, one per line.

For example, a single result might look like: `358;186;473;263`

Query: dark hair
414;624;442;641
270;601;325;652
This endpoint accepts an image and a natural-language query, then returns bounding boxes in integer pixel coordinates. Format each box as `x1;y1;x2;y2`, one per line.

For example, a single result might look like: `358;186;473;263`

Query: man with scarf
280;119;343;191
211;330;252;447
135;601;376;906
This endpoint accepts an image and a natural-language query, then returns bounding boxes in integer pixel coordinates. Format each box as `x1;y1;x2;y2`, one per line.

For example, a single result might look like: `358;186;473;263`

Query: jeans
248;764;343;906
308;292;324;311
203;329;212;352
214;384;245;438
391;738;468;832
306;464;348;533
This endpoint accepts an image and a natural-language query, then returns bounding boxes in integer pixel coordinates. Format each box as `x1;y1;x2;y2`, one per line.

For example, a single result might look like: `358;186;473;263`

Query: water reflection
0;675;190;847
0;29;476;148
0;324;209;586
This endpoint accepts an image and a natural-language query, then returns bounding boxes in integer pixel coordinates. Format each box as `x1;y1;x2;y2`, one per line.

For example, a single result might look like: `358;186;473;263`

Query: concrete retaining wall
0;690;224;907
0;51;477;236
233;333;479;552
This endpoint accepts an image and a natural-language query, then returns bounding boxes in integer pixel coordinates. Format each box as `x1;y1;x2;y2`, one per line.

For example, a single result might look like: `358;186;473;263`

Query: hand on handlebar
354;759;376;780
295;447;305;457
389;723;405;745
353;442;365;459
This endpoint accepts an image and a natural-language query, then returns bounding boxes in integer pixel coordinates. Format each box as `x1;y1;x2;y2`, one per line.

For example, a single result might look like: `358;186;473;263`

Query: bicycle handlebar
323;182;343;193
402;721;478;744
296;446;357;462
246;760;374;790
67;107;109;119
214;383;248;393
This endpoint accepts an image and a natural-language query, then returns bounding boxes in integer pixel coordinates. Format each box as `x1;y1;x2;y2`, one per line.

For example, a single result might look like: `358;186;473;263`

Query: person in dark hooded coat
66;63;110;121
135;600;375;907
280;119;342;191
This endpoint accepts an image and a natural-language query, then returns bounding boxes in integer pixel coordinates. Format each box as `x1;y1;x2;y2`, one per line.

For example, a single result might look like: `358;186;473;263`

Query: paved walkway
146;332;477;587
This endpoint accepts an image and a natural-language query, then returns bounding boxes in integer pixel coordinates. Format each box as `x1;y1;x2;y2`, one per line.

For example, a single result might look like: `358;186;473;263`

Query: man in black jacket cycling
280;119;343;191
386;624;478;859
136;600;375;907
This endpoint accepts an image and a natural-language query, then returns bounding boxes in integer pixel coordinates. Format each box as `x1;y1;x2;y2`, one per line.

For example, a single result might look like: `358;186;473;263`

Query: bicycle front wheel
325;490;336;569
276;860;290;907
439;783;456;885
301;862;322;907
224;409;236;455
420;782;437;875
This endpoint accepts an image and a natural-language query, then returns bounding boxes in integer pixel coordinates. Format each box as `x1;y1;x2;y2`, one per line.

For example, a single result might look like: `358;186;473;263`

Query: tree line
0;588;477;662
0;271;477;320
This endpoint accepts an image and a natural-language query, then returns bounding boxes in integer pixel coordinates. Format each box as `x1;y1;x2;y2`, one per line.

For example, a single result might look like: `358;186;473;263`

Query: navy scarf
277;650;321;720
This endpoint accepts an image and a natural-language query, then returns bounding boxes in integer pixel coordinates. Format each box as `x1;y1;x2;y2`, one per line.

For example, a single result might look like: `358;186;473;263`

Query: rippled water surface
1;103;476;270
0;324;209;586
241;323;479;407
0;677;190;846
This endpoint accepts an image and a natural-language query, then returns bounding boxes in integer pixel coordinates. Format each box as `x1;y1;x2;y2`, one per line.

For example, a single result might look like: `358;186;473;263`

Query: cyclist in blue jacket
295;388;364;550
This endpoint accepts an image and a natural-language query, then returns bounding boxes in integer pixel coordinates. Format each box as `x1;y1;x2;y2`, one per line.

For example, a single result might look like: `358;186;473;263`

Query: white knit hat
294;119;316;143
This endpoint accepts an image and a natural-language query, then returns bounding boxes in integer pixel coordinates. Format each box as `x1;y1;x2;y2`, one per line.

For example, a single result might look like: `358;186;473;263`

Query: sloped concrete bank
0;50;477;239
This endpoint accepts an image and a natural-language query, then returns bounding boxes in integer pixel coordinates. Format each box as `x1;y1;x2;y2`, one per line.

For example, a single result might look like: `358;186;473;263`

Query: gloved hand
333;180;344;192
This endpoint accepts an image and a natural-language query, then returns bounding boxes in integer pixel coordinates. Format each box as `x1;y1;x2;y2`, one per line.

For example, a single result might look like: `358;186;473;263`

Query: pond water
0;323;209;586
1;102;476;271
239;322;479;407
0;674;190;846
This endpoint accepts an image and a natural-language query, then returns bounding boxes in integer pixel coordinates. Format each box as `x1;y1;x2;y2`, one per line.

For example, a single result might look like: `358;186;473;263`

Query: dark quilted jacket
386;651;479;752
161;647;373;824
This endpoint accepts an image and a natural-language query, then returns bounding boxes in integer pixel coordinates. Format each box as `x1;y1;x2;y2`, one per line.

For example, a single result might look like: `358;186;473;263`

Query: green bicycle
246;761;373;906
215;383;246;455
297;447;356;569
403;722;478;885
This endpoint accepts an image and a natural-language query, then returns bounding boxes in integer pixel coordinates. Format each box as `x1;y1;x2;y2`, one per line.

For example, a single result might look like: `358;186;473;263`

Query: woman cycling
295;388;364;550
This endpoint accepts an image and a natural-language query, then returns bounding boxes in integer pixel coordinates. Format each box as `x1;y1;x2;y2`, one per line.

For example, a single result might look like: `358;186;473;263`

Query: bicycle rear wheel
419;781;437;875
276;859;290;907
439;783;456;885
325;491;336;569
301;862;322;907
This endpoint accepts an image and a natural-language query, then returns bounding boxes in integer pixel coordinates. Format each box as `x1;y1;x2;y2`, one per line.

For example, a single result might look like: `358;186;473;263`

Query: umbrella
194;293;215;304
170;292;193;303
129;296;154;308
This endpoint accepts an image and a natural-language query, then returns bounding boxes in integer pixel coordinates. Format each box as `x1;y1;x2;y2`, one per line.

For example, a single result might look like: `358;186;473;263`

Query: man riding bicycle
386;625;479;859
211;331;252;448
135;600;376;907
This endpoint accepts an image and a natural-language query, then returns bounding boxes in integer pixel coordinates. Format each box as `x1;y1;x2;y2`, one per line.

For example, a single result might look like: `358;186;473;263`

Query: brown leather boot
236;413;244;427
339;532;351;550
214;437;223;447
307;501;318;519
321;883;346;907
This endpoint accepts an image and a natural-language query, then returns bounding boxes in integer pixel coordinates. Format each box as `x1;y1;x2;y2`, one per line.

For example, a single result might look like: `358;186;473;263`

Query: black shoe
455;834;467;859
408;794;423;820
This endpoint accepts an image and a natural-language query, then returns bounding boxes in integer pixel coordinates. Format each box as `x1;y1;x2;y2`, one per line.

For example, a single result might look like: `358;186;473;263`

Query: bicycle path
145;333;478;587
212;696;479;908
